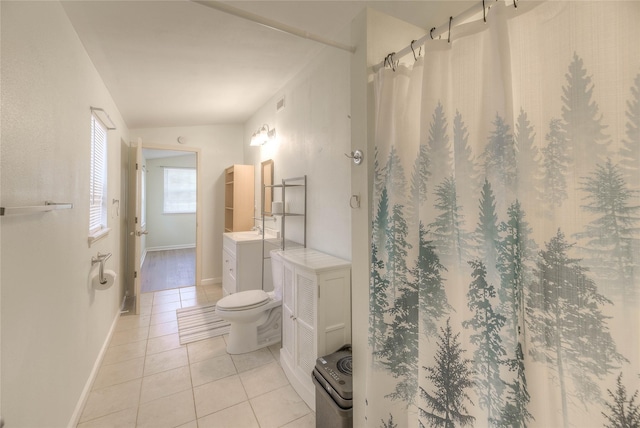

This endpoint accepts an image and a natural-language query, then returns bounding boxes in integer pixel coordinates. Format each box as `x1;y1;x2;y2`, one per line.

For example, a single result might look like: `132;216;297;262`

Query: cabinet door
294;269;317;379
317;268;351;356
281;262;295;361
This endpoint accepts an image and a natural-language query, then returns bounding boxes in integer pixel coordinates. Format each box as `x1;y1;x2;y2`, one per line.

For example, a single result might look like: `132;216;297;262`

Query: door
128;138;145;314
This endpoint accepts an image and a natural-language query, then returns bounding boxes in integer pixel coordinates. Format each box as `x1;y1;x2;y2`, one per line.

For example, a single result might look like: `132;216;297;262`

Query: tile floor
77;284;315;428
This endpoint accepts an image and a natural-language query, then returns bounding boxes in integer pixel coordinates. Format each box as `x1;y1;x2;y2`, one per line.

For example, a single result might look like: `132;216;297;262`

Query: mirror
261;159;274;216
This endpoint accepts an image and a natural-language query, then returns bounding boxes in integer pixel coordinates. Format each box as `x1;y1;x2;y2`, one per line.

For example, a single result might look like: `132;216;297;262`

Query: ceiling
62;1;471;129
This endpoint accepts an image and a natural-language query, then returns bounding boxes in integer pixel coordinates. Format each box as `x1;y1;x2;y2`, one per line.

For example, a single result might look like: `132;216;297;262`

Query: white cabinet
277;248;351;411
222;247;238;296
222;233;269;296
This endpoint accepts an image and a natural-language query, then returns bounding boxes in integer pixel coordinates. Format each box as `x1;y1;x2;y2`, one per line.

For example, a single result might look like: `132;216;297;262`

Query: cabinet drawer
226;255;237;282
223;235;237;256
222;249;237;296
224;277;237;296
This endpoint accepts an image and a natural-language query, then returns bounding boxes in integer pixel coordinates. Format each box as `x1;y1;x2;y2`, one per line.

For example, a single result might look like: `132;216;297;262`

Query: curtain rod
372;0;514;72
191;0;356;54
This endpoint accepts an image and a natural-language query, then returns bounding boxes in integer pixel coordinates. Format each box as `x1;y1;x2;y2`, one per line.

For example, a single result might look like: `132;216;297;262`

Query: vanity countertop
274;247;351;273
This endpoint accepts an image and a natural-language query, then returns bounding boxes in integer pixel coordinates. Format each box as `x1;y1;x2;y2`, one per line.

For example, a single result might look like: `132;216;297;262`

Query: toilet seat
217;290;270;311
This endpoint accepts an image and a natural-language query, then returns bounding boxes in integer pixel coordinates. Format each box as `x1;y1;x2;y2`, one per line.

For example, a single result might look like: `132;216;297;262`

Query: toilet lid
217;290;270;311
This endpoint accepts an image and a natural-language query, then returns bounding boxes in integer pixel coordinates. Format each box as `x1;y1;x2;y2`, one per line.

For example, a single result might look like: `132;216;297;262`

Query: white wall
145;155;197;250
244;36;353;261
1;2;129;426
129;126;244;285
349;8;428;425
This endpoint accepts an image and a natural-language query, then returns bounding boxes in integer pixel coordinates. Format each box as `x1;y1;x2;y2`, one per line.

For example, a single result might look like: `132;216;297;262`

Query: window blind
89;115;107;234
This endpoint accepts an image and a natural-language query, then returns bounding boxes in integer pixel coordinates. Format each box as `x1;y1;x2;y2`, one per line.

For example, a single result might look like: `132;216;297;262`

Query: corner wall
1;2;128;426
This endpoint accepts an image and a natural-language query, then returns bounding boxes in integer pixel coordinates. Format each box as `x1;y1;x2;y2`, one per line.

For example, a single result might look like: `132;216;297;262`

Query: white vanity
274;248;351;411
222;231;278;296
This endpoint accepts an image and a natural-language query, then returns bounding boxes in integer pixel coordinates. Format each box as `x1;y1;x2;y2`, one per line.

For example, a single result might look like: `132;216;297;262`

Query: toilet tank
270;250;284;300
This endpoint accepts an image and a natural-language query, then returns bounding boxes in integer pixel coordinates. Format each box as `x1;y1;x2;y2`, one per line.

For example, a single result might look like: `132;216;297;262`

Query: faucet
252;225;263;235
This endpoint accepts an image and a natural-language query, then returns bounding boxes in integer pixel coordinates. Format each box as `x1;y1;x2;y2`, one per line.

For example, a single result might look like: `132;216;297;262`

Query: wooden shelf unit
224;164;255;232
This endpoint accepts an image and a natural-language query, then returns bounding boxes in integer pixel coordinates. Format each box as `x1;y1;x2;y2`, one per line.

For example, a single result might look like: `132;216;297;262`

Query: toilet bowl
215;250;283;354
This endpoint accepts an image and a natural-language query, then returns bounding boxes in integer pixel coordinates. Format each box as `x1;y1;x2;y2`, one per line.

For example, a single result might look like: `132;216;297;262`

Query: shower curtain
367;2;640;427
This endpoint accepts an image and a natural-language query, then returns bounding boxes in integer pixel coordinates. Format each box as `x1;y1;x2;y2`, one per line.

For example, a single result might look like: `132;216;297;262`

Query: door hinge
134;271;138;279
136;163;139;170
135;216;138;224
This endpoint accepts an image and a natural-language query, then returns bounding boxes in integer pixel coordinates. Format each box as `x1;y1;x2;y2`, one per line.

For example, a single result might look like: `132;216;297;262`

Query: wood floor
141;248;195;293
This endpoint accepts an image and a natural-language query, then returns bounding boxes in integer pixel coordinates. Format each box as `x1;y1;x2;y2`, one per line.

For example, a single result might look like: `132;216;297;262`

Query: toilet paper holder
91;252;112;285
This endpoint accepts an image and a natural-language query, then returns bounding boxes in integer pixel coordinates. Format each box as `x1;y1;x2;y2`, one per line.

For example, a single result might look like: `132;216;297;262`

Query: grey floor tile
136;389;196;428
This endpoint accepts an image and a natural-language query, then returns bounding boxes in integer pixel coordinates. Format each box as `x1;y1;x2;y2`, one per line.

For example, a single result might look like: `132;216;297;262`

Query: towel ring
345;149;364;166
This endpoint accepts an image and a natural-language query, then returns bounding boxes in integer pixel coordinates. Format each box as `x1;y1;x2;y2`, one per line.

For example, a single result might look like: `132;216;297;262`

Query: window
89;114;108;238
164;167;196;214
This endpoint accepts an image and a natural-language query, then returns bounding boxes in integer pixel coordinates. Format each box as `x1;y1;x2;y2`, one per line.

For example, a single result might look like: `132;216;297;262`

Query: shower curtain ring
430;27;436;40
483;0;486;22
384;53;396;70
411;40;417;61
448;16;453;43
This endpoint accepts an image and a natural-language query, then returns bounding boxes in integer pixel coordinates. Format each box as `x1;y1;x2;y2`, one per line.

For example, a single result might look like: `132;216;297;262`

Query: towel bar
0;201;73;217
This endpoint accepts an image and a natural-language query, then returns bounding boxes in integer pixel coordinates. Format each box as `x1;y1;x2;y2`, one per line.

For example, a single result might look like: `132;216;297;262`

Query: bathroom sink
224;229;280;242
225;231;262;242
234;230;262;238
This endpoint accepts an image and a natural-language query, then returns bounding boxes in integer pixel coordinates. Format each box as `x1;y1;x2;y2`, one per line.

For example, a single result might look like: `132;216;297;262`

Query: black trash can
312;345;352;428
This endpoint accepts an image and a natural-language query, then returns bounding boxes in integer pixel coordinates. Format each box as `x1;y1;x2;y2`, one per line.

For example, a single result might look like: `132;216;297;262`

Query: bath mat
176;303;230;345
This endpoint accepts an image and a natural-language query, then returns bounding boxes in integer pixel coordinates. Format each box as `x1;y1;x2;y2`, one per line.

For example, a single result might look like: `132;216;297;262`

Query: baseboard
201;277;221;286
146;244;196;252
67;310;120;428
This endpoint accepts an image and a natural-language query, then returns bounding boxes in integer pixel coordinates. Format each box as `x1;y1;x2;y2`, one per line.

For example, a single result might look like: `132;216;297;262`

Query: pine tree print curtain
367;2;640;427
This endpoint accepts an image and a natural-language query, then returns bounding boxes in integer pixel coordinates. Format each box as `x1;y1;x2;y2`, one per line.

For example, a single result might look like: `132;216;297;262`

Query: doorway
125;143;202;312
140;147;199;293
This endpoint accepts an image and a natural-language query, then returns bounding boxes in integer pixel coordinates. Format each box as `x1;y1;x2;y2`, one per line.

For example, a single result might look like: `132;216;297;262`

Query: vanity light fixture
250;124;276;146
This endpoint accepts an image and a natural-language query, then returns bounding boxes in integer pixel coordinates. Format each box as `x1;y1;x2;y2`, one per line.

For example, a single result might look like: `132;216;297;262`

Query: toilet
216;250;283;354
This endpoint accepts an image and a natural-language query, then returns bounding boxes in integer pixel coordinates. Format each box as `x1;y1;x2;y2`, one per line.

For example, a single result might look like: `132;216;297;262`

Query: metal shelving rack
261;175;307;288
262;175;307;250
278;175;307;250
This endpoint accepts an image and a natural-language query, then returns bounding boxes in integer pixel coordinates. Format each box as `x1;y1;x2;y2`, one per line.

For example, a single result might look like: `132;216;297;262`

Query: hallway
141;248;196;293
